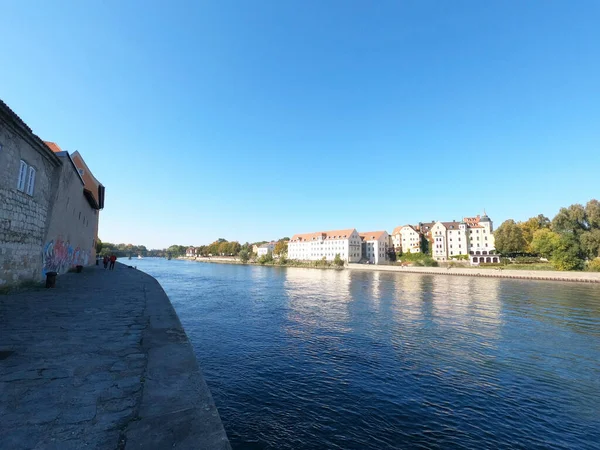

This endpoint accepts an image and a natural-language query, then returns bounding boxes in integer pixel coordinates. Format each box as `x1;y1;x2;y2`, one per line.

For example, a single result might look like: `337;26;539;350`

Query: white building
288;229;362;262
257;241;275;257
431;221;469;261
465;214;498;264
186;247;197;257
359;231;390;264
393;225;422;254
430;214;499;264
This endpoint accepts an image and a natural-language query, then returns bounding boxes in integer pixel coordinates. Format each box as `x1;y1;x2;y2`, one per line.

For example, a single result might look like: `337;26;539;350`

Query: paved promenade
0;264;231;449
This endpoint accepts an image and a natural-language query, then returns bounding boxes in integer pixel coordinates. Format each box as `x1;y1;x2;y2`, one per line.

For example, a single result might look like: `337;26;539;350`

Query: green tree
552;235;581;269
551;234;584;271
218;241;229;255
587;258;600;272
207;241;220;256
333;253;344;267
552;204;588;236
95;238;103;255
420;235;431;255
494;219;527;254
530;229;560;258
167;245;186;257
586;199;600;229
227;241;241;255
239;249;250;263
258;252;273;265
580;229;600;259
274;240;288;257
519;214;550;251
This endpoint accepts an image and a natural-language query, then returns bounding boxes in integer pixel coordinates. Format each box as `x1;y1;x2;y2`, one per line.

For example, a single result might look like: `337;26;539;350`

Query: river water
134;258;600;449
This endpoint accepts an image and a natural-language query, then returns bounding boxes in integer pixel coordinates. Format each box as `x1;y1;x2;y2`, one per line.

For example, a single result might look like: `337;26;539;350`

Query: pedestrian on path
103;255;109;269
109;254;117;270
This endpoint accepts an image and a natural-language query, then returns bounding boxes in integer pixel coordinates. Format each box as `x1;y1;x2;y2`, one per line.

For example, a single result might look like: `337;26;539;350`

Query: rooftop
290;229;356;242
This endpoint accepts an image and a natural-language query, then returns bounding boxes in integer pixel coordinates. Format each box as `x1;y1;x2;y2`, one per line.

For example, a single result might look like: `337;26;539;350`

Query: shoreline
180;257;600;283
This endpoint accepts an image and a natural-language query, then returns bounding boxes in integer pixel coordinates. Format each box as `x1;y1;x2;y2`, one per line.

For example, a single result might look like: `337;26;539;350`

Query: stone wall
42;154;97;275
0;118;59;286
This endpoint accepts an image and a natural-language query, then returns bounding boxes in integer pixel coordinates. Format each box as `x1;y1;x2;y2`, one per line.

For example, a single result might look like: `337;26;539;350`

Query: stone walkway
0;263;230;450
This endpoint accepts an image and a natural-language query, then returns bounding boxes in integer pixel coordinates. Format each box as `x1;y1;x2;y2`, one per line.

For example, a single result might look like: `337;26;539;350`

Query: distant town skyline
1;1;598;248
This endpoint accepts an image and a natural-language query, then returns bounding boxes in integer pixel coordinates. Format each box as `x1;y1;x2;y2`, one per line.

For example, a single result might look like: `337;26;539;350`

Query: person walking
109;254;117;270
103;255;109;269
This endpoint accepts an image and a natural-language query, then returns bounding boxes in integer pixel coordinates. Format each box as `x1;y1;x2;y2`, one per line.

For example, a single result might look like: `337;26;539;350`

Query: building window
17;160;27;191
26;166;36;196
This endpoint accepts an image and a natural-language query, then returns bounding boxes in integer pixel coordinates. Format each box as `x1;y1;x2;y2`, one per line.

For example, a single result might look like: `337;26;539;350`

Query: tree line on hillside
494;199;600;271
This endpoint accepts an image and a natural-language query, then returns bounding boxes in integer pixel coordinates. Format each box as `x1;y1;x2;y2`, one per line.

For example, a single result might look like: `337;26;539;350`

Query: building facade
430;214;499;264
397;225;423;253
257;241;275;257
466;214;498;264
359;231;390;264
186;247;197;257
0;101;61;286
431;221;469;261
288;229;362;262
43;143;104;275
0;100;104;286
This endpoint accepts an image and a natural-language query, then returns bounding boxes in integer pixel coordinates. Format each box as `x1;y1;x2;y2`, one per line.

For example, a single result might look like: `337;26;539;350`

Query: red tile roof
44;141;63;153
359;231;387;241
290;229;356;242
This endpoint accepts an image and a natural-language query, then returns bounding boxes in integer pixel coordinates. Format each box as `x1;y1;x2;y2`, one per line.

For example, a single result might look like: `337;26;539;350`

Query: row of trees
96;240;149;257
494;199;600;270
189;237;289;259
96;237;290;260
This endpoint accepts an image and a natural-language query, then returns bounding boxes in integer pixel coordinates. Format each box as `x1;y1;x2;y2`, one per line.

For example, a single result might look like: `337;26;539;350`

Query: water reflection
133;259;600;450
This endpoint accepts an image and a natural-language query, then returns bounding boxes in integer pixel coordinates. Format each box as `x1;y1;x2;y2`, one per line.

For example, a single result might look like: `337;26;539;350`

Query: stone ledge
123;270;231;450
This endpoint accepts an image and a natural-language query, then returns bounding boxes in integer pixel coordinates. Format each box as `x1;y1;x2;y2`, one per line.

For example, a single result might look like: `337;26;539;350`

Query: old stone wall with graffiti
42;238;90;275
42;156;97;276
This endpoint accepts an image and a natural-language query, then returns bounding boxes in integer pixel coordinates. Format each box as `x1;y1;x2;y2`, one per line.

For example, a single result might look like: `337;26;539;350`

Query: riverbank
0;263;230;449
181;257;600;283
347;263;600;283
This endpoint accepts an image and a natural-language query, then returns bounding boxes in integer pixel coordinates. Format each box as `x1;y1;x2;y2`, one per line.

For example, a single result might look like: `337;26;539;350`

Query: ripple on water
136;260;600;450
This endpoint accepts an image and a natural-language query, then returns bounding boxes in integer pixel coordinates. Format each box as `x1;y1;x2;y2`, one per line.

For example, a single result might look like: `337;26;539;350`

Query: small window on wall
17;160;27;191
26;166;36;196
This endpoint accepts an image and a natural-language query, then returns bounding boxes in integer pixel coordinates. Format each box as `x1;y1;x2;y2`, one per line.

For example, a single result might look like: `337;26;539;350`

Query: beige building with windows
391;225;423;254
431;221;469;260
288;229;362;262
430;214;498;264
359;231;390;264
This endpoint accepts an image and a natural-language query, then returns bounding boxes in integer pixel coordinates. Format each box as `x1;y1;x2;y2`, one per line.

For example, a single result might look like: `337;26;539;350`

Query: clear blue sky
1;1;599;248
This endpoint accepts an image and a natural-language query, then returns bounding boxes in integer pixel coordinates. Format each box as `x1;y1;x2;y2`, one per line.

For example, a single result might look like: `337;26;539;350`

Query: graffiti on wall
42;238;90;275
